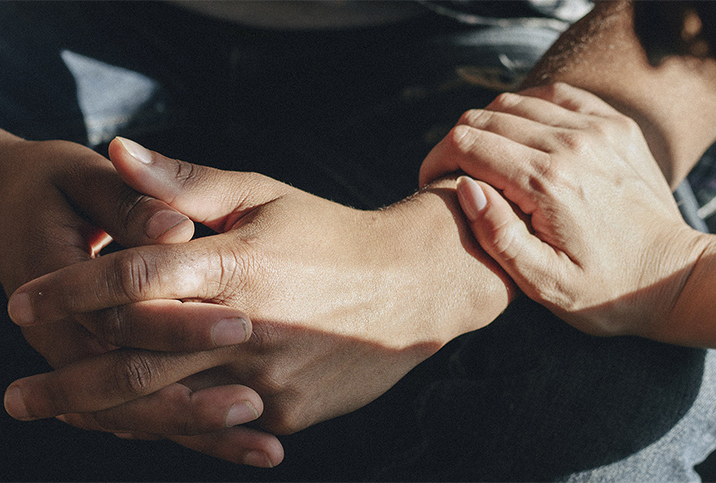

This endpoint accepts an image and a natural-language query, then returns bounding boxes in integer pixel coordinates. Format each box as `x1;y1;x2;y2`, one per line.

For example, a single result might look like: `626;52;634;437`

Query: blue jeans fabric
1;2;715;481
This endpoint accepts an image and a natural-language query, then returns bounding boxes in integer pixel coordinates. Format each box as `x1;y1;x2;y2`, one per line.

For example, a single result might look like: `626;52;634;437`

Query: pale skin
421;82;716;346
6;0;716;468
417;1;716;348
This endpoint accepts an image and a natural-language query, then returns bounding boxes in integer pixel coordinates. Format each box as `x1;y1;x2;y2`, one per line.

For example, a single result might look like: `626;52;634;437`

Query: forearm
399;177;516;340
523;1;716;187
657;233;716;347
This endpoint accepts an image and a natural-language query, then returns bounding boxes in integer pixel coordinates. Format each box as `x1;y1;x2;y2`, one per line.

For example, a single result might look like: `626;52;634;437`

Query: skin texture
419;2;716;348
420;82;713;344
7;0;716;468
521;1;716;187
3;138;513;465
0;132;281;466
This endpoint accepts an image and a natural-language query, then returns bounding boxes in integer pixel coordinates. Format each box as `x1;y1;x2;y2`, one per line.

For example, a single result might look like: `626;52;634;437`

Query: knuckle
552;129;590;155
111;351;159;396
174;158;199;189
530;272;578;314
93;306;133;346
113;250;154;302
457;109;487;127
542;82;570;102
615;114;642;139
445;125;479;157
489;91;522;110
212;242;261;303
525;152;559;189
117;190;153;231
261;399;303;436
485;217;520;262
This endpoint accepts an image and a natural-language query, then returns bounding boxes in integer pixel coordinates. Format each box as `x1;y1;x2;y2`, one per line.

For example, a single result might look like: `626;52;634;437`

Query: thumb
456;176;558;297
108;137;289;232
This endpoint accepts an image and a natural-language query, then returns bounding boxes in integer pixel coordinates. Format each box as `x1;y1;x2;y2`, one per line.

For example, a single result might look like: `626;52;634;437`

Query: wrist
643;228;714;344
376;176;514;348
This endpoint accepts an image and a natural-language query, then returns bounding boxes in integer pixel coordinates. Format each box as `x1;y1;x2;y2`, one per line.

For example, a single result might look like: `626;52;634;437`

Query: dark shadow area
1;1;715;481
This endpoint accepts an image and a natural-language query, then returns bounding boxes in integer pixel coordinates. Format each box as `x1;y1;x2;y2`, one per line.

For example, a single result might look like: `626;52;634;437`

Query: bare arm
523;0;716;187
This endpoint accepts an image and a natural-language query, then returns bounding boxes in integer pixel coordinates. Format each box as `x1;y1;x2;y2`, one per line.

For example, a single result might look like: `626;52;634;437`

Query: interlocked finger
74;300;251;351
61;384;262;436
4;347;234;421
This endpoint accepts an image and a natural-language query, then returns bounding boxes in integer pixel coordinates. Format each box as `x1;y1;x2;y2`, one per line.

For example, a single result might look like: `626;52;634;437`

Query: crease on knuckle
114;250;154;302
553;129;590;154
447;125;479;158
526;152;561;194
112;351;158;397
175;158;197;189
531;271;579;314
486;216;520;263
117;190;153;232
212;242;259;303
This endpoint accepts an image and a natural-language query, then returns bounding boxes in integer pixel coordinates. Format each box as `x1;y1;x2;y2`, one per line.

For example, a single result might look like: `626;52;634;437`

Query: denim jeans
1;2;715;481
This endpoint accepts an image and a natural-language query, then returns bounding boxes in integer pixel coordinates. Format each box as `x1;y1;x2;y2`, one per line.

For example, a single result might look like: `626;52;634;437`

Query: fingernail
226;401;260;427
145;210;191;239
116;137;153;164
457;176;487;220
4;386;30;420
7;292;34;326
243;450;274;468
213;317;249;347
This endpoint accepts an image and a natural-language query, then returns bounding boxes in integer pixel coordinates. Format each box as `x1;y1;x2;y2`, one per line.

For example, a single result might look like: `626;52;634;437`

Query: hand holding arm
420;82;716;347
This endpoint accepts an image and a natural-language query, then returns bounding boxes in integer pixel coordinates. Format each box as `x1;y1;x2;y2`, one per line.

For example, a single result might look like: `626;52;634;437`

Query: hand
0;133;199;366
5;138;512;441
0;133;283;467
419;83;704;339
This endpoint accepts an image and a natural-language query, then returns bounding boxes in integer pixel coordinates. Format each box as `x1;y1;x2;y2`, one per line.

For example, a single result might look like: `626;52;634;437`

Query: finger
7;237;238;327
113;432;163;441
51;142;194;247
60;384;263;436
3;347;232;420
419;126;548;215
483;90;595;130
108;137;289;232
456;176;561;299
454;108;559;152
170;427;285;468
517;83;621;118
75;301;251;351
20;321;116;369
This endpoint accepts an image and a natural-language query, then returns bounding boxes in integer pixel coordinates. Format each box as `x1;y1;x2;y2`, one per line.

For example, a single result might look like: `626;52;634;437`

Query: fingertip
213;316;252;347
225;401;261;427
112;137;153;165
4;385;30;421
243;450;276;468
7;291;35;326
456;176;487;221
